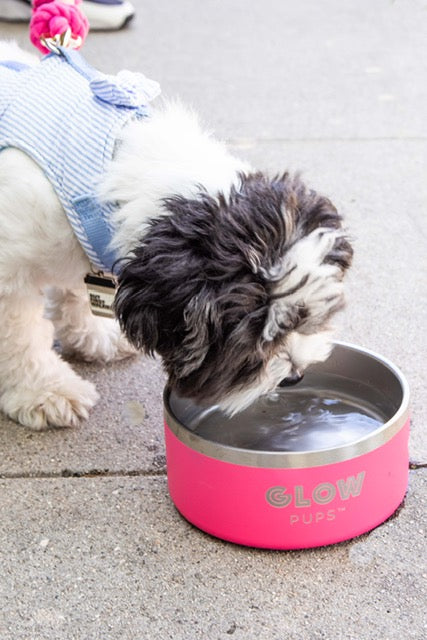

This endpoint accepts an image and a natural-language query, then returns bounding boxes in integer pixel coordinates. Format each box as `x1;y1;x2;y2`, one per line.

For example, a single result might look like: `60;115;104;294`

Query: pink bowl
164;342;410;549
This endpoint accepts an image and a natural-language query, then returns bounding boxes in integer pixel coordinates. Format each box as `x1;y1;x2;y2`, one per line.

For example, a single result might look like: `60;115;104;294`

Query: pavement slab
0;356;167;478
0;471;425;640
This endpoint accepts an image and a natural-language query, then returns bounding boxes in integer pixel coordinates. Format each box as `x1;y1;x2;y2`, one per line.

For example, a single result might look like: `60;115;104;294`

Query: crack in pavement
0;468;167;480
0;460;425;480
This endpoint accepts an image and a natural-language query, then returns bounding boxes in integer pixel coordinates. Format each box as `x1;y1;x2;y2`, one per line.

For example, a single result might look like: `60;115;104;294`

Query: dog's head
115;172;353;414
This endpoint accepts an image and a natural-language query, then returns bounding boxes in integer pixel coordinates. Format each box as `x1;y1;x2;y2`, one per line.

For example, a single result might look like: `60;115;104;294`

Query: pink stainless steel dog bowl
163;342;410;549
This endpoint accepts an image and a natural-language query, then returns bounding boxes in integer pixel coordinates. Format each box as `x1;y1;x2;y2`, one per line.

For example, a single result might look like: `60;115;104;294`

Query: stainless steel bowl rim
164;342;410;469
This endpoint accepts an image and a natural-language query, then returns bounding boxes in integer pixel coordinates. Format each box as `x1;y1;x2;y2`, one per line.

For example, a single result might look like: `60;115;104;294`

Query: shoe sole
89;12;135;32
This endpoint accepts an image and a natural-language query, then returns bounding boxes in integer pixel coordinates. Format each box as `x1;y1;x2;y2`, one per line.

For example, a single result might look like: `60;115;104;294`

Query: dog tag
84;273;116;318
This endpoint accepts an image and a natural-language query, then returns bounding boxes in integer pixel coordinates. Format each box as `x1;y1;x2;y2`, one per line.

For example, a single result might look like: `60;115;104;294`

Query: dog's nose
279;371;304;387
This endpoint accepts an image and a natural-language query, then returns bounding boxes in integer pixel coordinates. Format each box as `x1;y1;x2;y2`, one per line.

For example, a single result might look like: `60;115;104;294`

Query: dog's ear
113;211;222;362
115;247;220;375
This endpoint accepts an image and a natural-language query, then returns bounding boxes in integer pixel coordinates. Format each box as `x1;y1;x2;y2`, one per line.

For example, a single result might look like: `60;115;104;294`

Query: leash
29;0;89;54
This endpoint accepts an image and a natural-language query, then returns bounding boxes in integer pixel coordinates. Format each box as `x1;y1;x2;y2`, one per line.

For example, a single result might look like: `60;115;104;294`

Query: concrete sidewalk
0;1;426;638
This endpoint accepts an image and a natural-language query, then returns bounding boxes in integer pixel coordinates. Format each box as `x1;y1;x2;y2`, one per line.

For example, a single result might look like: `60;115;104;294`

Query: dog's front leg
0;291;99;429
46;287;137;363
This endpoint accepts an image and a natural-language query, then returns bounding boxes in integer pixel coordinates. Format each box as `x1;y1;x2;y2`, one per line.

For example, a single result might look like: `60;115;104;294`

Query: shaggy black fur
115;172;352;404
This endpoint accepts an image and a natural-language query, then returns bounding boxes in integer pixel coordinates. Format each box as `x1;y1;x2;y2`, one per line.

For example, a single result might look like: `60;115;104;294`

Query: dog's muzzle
279;371;304;387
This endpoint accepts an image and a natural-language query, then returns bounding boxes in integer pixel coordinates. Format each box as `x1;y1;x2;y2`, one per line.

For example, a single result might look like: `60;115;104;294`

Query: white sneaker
80;0;135;31
0;0;136;31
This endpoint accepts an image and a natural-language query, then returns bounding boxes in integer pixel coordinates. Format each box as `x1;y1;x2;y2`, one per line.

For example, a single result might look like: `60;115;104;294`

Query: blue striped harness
0;48;160;273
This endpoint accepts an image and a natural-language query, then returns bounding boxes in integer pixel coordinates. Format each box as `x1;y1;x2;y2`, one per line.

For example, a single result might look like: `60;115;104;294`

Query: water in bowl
184;373;389;452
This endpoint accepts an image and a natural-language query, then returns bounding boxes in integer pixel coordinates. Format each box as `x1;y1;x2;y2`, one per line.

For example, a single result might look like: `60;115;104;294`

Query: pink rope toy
30;0;89;54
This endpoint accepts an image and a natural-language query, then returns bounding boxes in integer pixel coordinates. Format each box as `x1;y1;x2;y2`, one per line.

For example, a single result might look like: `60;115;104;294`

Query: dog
0;41;352;429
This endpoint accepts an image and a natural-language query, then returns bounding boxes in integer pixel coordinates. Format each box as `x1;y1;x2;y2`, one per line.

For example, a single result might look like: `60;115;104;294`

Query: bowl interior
167;343;407;454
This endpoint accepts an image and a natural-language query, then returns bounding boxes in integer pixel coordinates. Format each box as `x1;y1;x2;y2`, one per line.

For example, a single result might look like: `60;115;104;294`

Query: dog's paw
61;318;137;363
1;377;99;430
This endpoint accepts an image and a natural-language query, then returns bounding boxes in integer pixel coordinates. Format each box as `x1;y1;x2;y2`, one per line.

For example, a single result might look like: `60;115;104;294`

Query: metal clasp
41;28;83;55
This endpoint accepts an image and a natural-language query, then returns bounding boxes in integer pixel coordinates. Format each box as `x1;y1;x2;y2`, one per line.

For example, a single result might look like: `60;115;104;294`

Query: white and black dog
0;41;352;430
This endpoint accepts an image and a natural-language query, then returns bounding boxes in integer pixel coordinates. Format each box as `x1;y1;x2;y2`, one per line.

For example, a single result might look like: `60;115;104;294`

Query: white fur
0;40;40;66
102;102;249;257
